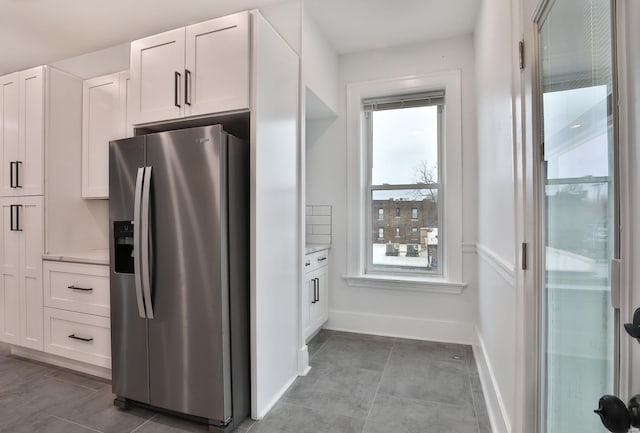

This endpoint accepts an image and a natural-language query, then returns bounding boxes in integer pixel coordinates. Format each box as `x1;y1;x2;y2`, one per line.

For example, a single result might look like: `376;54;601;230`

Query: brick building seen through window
372;197;438;260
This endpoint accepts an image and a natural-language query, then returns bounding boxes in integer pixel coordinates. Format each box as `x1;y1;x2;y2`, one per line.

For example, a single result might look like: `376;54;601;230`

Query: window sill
342;274;466;295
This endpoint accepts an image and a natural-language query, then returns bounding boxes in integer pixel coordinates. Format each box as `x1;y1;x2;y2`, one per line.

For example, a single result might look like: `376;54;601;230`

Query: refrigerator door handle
141;166;154;319
133;167;147;318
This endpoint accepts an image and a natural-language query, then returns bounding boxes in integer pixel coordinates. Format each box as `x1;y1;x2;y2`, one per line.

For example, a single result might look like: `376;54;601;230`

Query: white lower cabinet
43;307;111;368
0;196;43;350
303;250;329;341
42;261;110;368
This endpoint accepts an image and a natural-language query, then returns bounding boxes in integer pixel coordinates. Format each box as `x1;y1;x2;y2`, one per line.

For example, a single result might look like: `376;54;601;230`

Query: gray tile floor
0;331;491;433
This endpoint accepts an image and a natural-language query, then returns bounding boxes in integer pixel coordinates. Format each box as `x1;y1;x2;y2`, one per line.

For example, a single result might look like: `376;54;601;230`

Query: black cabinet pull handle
174;72;181;108
9;205;15;231
67;285;93;292
68;334;93;342
185;69;191;106
314;278;320;302
15;205;22;231
311;279;317;304
305;260;311;267
15;161;21;188
317;257;327;262
9;161;15;188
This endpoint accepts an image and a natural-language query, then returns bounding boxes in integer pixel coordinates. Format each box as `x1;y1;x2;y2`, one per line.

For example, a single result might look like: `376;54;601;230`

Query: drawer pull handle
305;260;311;267
317;257;327;262
68;334;93;342
68;285;93;292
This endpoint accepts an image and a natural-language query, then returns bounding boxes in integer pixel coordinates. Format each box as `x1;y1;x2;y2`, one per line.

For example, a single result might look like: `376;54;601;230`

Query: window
378;208;384;220
412;227;418;235
345;71;464;291
365;91;443;274
378;228;384;239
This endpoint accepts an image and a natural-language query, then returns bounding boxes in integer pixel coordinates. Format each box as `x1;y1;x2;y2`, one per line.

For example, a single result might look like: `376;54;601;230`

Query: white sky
371;106;438;185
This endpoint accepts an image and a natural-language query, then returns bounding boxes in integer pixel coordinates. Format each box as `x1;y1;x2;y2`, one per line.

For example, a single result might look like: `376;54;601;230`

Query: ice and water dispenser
114;221;134;273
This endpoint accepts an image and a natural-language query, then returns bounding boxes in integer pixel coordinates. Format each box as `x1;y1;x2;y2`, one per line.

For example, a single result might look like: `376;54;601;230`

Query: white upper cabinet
0;73;20;196
185;13;250;117
129;28;185;124
0;67;44;197
82;71;128;199
19;67;44;197
129;11;250;125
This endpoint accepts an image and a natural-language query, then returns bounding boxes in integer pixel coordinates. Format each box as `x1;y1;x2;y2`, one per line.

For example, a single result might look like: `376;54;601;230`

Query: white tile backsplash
306;205;332;245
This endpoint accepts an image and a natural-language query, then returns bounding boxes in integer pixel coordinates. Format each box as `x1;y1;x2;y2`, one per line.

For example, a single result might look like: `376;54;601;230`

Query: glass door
538;0;617;432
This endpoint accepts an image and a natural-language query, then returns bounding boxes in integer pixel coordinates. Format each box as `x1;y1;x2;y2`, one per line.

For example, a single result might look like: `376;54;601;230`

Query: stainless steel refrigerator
109;125;249;432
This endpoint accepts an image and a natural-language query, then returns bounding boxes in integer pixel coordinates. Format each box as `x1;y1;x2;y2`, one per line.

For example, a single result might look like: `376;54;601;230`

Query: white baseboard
11;346;111;380
253;374;298;420
297;345;310;376
327;310;473;344
473;327;511;433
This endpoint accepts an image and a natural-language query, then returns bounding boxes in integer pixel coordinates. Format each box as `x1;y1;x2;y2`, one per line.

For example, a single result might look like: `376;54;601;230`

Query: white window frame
344;71;465;294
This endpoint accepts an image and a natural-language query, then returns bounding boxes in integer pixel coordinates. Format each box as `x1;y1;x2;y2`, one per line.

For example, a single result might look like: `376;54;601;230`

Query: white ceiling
304;0;480;54
0;0;481;76
0;0;284;76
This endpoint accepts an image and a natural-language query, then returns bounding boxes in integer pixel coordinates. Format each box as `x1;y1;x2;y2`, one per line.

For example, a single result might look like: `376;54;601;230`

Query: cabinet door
185;11;250;117
302;274;312;340
18;66;44;196
18;196;43;350
18;66;44;195
82;72;126;198
129;28;186;125
314;266;329;328
309;267;328;332
0;73;20;197
121;71;134;138
0;199;20;344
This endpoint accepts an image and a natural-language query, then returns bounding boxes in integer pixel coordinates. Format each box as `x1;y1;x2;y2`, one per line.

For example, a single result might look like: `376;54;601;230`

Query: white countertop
42;249;110;266
305;244;330;255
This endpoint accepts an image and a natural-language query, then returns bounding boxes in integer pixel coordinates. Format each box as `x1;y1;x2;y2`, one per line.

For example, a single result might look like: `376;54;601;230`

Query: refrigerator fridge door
109;136;150;404
145;125;232;424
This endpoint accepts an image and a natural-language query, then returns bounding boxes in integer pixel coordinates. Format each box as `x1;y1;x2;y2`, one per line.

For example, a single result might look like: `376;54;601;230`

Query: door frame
515;0;626;431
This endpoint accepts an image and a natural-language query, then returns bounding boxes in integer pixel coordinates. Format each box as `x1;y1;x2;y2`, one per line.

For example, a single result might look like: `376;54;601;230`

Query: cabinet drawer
44;261;110;317
44;307;111;368
304;250;329;273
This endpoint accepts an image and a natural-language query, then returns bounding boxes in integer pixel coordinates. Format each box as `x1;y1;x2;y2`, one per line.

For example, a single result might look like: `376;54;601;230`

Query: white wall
45;67;110;253
305;35;478;343
474;0;517;430
51;43;130;79
261;0;301;56
302;9;338;114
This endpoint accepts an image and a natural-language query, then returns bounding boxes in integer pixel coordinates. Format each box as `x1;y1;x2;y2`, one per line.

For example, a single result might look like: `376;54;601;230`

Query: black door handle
624;307;640;341
595;394;640;433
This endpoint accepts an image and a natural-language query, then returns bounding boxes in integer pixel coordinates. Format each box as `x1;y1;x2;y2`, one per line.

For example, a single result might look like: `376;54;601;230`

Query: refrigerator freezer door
145;125;232;423
109;136;150;404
